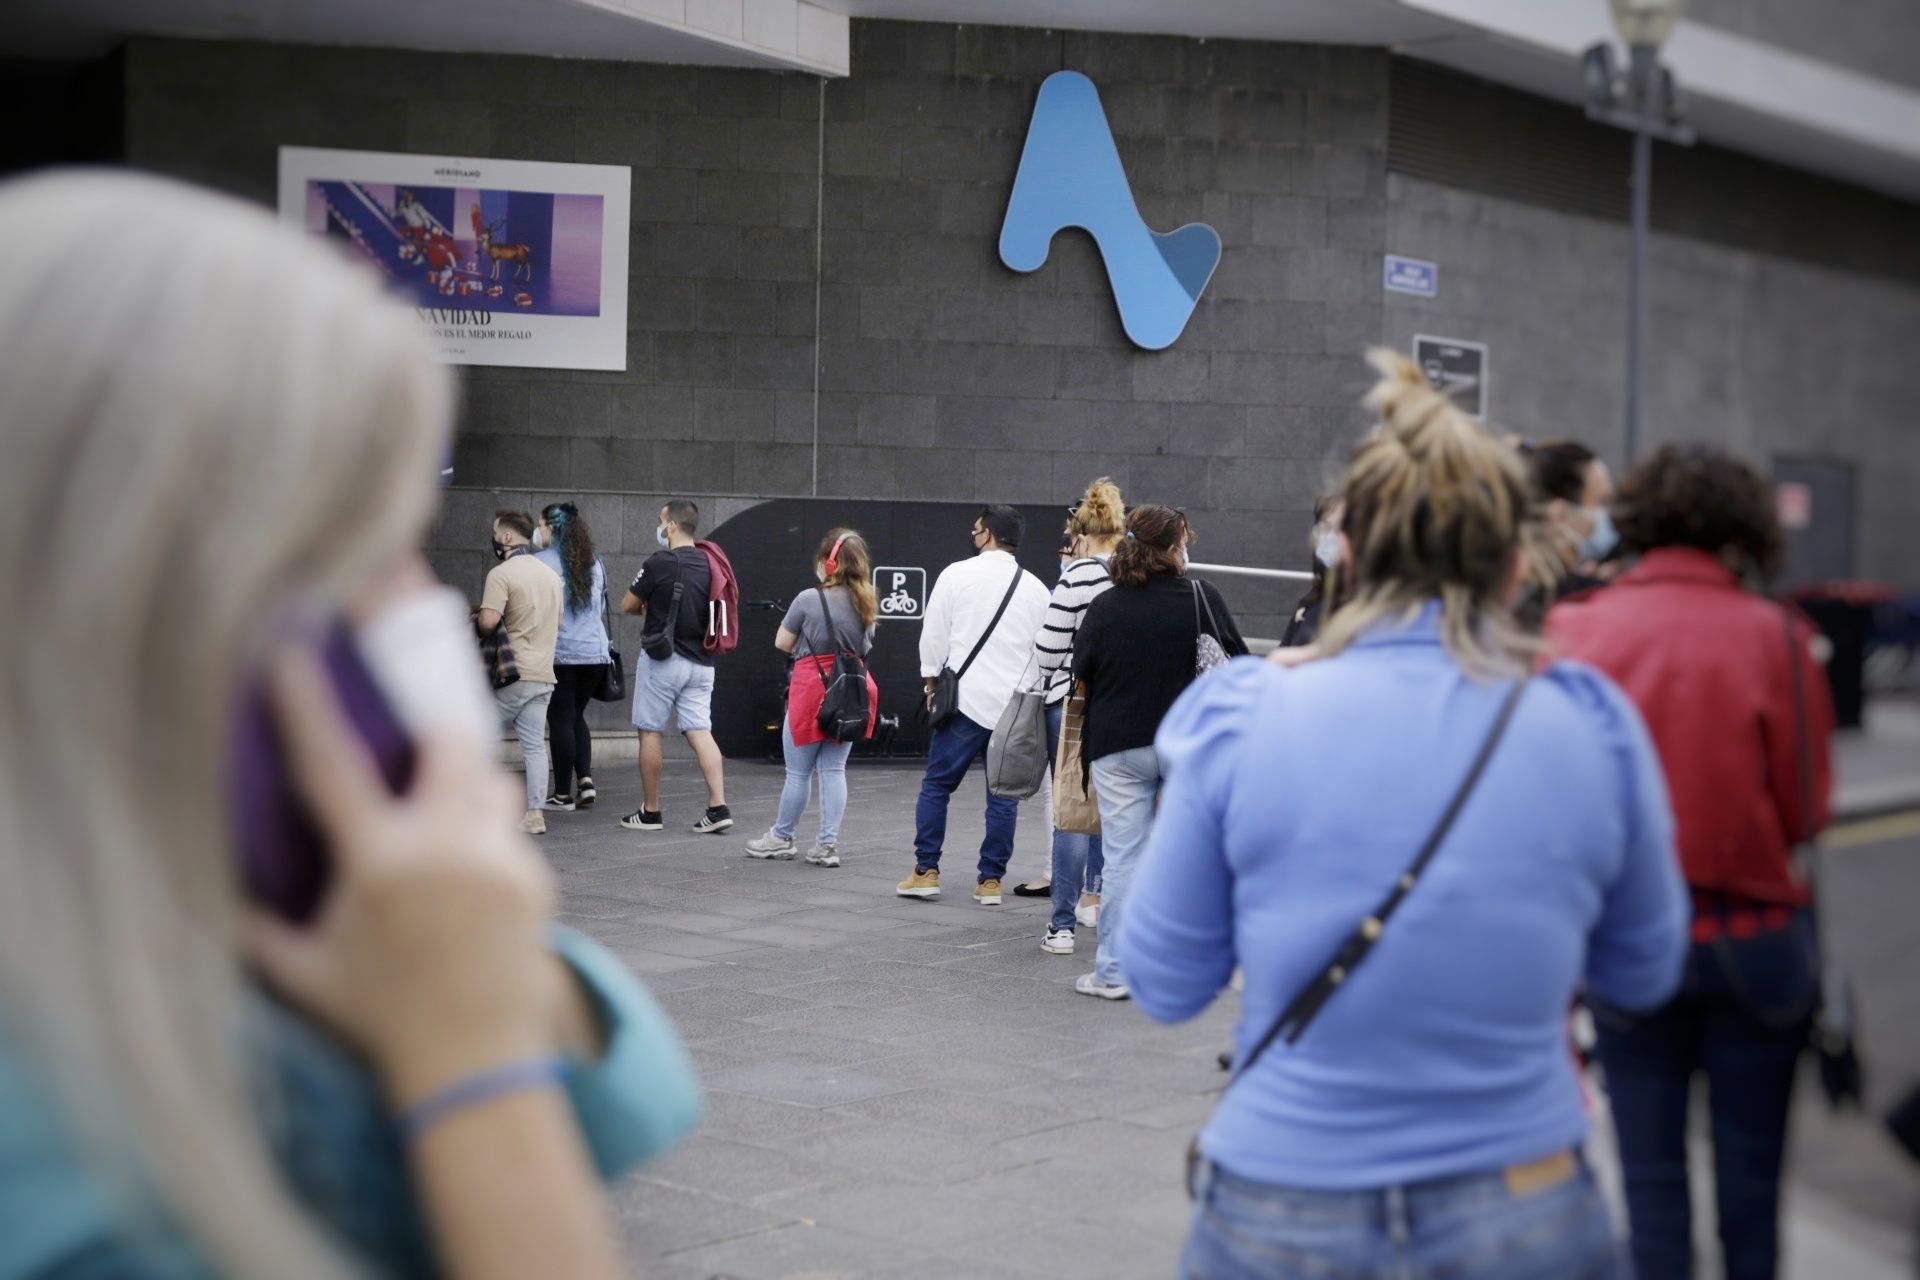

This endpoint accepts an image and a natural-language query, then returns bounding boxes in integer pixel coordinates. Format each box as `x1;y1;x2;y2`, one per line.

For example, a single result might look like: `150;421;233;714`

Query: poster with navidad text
278;147;630;371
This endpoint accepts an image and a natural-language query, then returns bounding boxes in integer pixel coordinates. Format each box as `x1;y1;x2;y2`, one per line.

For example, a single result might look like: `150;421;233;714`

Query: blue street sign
1383;254;1438;298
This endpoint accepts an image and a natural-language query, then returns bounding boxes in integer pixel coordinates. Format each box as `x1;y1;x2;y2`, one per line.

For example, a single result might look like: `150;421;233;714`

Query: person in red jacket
1549;444;1835;1280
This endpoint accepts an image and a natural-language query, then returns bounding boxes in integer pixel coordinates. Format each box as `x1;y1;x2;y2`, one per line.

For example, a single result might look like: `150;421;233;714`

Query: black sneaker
576;777;597;809
692;805;734;833
543;793;576;812
620;809;663;831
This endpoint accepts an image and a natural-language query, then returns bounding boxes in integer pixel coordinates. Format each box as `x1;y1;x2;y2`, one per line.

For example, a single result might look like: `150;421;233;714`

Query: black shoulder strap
1229;677;1530;1081
1191;577;1221;639
954;565;1024;681
814;585;855;658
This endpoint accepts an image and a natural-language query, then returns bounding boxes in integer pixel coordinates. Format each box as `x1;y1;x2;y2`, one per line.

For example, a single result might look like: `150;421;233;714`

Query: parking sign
872;567;926;621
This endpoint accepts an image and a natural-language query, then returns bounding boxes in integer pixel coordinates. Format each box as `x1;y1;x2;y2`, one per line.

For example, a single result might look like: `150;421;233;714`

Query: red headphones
823;535;848;577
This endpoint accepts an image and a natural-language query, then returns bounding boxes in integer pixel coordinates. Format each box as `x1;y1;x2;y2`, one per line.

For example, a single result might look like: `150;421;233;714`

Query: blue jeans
773;718;853;847
1593;913;1817;1280
1089;745;1159;986
1181;1158;1622;1280
914;713;1017;883
1045;700;1103;932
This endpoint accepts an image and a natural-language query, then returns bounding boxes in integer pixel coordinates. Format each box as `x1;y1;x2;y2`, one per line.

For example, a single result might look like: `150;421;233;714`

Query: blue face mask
655;525;670;549
1579;506;1619;562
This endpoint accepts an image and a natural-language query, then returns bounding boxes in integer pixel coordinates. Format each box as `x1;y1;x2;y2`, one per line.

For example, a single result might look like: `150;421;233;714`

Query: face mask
490;538;508;562
814;565;827;583
353;585;498;748
656;525;671;549
969;530;985;553
1314;530;1342;568
1578;506;1619;562
532;526;552;550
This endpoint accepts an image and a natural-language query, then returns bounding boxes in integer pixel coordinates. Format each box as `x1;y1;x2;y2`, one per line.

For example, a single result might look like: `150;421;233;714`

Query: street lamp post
1582;0;1696;466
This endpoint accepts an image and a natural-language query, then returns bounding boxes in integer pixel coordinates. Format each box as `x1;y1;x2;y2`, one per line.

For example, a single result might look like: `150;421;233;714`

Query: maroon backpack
695;540;740;655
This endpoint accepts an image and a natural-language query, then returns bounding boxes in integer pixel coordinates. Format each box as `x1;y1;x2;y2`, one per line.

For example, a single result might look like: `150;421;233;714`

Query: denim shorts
631;651;715;732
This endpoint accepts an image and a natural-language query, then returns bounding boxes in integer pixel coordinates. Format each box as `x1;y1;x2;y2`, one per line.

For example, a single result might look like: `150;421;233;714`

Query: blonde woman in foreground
0;171;698;1279
1120;350;1689;1279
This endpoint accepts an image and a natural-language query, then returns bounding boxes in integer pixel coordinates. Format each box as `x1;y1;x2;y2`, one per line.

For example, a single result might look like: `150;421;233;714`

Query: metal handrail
1187;561;1316;583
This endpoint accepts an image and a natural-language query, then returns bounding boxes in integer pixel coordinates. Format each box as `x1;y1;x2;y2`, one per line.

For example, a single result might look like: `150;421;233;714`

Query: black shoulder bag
928;567;1022;728
1784;605;1865;1110
814;587;874;742
639;580;684;663
592;558;626;701
1186;677;1530;1198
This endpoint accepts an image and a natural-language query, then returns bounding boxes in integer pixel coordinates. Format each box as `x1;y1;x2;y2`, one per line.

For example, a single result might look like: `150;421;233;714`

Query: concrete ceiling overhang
6;0;850;76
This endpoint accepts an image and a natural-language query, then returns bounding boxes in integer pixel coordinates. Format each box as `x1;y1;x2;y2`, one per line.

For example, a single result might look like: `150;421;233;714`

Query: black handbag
1187;678;1530;1198
928;567;1022;728
1783;604;1866;1110
590;562;625;702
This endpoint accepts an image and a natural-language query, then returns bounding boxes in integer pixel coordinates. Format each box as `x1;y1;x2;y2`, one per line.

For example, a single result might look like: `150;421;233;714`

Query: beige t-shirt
481;553;562;685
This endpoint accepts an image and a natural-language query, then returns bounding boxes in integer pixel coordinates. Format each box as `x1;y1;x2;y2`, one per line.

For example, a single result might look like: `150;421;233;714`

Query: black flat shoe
1012;880;1052;898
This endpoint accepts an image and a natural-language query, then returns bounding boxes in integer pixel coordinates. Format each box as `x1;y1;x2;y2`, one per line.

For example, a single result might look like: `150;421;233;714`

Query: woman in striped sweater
1029;477;1125;956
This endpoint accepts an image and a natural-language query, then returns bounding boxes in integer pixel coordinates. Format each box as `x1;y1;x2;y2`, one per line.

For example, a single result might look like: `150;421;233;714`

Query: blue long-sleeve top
1120;608;1688;1191
0;927;700;1278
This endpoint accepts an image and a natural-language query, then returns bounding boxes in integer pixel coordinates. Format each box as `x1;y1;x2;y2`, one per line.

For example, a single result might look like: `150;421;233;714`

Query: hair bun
1363;347;1454;440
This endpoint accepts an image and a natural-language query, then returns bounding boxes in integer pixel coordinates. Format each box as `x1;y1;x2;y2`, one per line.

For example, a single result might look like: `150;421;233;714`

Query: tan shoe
974;879;1003;906
896;867;941;898
520;809;547;836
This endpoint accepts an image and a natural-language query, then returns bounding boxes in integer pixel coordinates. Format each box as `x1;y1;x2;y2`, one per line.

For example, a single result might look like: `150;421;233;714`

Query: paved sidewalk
547;759;1915;1279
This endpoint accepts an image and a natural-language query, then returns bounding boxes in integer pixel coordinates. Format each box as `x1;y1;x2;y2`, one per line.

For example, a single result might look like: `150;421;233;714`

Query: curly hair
1615;444;1782;578
1108;504;1190;588
541;501;597;612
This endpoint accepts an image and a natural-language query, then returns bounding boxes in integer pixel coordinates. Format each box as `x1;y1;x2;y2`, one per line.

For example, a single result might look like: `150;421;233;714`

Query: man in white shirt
897;505;1050;905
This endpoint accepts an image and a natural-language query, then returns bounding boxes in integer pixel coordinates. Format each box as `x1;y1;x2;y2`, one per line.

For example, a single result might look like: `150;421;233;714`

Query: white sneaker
1075;899;1102;929
1042;928;1075;955
1074;972;1129;1001
745;830;796;859
805;844;840;868
520;810;547;836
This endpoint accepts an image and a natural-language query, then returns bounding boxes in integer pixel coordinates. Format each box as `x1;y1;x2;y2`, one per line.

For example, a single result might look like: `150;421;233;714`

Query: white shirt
919;549;1051;730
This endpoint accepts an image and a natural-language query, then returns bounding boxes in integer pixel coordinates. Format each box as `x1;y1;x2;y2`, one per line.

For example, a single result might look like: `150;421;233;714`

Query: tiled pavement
545;755;1916;1279
549;759;1237;1280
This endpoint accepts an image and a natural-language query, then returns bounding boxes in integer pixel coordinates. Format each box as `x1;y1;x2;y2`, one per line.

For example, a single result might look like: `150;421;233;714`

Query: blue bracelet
398;1056;567;1141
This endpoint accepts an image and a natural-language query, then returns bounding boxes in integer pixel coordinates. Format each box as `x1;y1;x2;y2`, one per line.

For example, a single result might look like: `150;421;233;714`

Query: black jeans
1593;912;1818;1280
546;663;602;795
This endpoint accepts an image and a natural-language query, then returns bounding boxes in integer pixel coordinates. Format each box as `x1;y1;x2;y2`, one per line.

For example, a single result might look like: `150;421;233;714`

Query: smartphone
230;625;417;923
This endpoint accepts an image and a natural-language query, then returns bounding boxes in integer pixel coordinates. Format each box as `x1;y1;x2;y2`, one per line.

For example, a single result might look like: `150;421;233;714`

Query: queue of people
1;169;1846;1280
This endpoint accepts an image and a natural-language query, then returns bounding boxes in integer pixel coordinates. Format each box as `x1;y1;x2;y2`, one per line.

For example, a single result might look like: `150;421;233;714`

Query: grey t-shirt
781;586;875;658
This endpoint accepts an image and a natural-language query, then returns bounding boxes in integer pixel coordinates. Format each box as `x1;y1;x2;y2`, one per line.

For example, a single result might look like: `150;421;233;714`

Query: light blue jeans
1089;745;1160;986
1181;1157;1624;1280
773;718;854;847
495;680;554;812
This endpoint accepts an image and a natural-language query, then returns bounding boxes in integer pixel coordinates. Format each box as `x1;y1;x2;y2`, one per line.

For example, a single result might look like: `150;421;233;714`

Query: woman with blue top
535;501;613;811
0;172;699;1279
1122;349;1690;1280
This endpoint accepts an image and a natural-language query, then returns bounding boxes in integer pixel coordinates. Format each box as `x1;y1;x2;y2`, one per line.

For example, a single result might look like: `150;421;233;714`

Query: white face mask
352;585;497;749
655;525;671;549
532;526;552;550
1315;530;1342;566
814;565;827;583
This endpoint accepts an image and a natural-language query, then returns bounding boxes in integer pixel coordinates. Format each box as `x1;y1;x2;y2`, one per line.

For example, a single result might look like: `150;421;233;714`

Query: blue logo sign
999;71;1221;351
1383;254;1438;298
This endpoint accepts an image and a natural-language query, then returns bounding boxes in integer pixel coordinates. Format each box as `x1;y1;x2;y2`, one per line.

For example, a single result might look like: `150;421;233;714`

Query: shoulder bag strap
953;566;1024;682
1191;577;1221;639
814;585;856;658
1229;677;1530;1080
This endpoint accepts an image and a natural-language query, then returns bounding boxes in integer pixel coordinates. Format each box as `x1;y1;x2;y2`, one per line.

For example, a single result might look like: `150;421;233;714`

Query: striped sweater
1035;554;1114;705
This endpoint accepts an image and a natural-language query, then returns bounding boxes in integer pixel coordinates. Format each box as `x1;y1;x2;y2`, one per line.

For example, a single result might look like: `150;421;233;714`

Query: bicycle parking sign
873;567;926;621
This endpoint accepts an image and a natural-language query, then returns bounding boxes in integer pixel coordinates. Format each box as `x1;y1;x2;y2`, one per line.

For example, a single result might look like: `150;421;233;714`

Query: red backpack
695;540;740;655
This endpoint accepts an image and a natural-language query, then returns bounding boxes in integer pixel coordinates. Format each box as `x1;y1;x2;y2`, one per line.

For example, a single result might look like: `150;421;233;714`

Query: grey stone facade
113;18;1917;644
1382;174;1919;585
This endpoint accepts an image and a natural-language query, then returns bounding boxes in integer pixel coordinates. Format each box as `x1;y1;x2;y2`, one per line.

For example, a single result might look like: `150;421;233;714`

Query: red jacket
1547;548;1834;908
